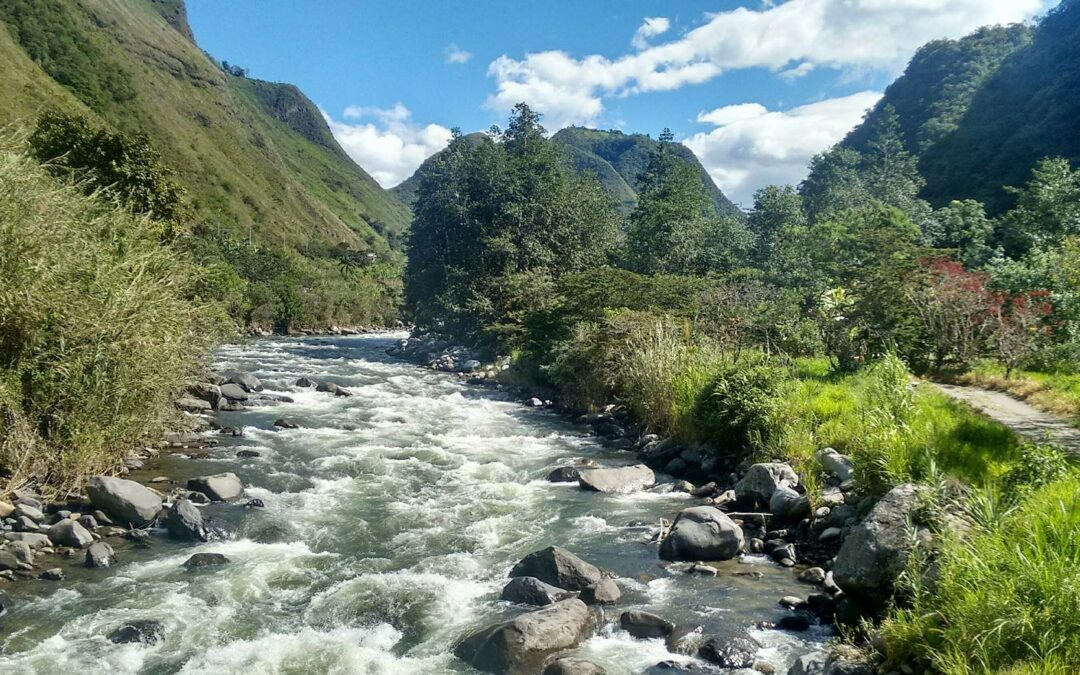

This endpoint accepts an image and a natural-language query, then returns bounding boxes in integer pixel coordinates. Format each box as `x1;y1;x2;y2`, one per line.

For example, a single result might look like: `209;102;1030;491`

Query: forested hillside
0;0;410;331
843;0;1080;212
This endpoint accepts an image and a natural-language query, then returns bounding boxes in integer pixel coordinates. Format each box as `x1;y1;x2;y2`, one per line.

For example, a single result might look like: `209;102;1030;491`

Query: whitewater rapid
0;334;825;674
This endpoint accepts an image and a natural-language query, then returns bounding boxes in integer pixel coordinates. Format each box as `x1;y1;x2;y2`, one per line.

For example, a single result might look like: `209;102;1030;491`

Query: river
0;334;825;674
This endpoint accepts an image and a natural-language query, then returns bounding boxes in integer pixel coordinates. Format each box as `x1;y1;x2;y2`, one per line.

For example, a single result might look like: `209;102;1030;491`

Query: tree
861;106;932;230
626;129;751;275
996;157;1080;258
904;258;995;370
929;200;996;268
747;185;806;269
800;147;870;223
989;290;1054;378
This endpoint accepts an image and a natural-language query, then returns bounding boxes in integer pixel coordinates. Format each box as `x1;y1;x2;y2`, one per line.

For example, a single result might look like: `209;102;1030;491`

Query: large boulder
577;464;655;494
619;610;675;639
187;473;243;501
509;546;602;591
734;463;798;508
4;532;51;548
659;507;744;561
175;396;212;413
228;372;263;392
698;636;759;669
87;476;163;527
501;577;574;606
455;599;594;675
85;541;115;568
579;578;621;605
165;499;207;541
188;383;222;410
46;519;94;548
218;383;249;401
832;483;926;604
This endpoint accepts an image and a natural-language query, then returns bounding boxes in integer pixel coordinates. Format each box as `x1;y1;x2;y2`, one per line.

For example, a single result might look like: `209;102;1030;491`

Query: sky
185;0;1055;208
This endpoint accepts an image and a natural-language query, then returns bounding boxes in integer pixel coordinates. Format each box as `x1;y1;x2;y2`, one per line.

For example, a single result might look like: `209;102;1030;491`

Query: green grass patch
962;361;1080;425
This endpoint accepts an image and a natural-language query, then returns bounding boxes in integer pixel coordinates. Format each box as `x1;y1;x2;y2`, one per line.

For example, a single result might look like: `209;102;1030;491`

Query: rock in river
187;473;243;501
108;619;164;645
183;552;229;569
734;463;798;508
620;610;675;639
501;576;575;606
46;519;94;548
165;499;208;541
543;657;607;674
659;506;744;562
454;598;594;675
87;476;163;527
218;383;249;402
228;372;263;392
577;464;655;494
509;546;602;591
85;541;115;568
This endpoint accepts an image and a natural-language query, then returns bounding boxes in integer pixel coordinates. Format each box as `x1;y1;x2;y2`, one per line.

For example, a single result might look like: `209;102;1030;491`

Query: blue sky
186;0;1054;206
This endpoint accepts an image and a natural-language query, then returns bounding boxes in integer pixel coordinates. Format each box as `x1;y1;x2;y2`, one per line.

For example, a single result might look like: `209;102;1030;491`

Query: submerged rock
273;417;299;429
182;552;229;569
577;464;655;494
509;546;603;591
546;466;580;483
543;657;607;674
87;476;163;527
108;619;164;645
659;506;744;562
455;598;593;675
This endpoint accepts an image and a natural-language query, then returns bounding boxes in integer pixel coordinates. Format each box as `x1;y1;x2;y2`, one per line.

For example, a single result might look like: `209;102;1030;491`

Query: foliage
693;360;788;454
988;290;1055;378
0;138;215;494
30;110;188;223
1001;442;1072;503
748;185;806;268
904;258;995;370
881;476;1080;674
405;105;619;349
926;199;996;268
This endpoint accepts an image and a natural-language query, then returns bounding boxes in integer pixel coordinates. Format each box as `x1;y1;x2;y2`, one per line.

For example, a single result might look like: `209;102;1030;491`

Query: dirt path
927;381;1080;451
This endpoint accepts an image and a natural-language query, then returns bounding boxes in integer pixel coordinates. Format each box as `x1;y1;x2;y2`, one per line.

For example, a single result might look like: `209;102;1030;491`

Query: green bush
693;361;788;453
881;476;1080;674
1001;442;1071;502
0;137;216;494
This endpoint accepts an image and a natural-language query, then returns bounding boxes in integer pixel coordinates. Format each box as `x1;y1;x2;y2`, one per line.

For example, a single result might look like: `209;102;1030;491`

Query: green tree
929;199;996;267
626;129;750;275
747;184;806;268
800;147;871;223
996;157;1080;257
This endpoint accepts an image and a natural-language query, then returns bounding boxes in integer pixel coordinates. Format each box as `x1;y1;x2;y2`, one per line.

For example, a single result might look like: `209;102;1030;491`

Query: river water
0;334;825;674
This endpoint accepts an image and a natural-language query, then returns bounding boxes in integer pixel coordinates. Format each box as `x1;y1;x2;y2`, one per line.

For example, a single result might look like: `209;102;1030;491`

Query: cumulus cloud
486;0;1041;128
632;17;671;50
445;43;472;64
325;104;453;187
684;91;884;206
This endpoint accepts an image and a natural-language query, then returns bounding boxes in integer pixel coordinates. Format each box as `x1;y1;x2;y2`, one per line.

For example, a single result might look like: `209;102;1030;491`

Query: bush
1001;442;1071;502
0;138;215;494
693;361;788;454
881;476;1080;673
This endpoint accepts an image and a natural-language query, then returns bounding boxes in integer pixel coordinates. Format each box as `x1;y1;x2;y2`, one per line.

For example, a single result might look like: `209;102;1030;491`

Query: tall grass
0;136;216;495
881;476;1080;674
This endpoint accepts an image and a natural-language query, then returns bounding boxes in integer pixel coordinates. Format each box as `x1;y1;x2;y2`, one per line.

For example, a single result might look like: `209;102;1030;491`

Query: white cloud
684;91;884;206
325;104;453;188
445;43;472;65
486;0;1042;129
632;17;671;50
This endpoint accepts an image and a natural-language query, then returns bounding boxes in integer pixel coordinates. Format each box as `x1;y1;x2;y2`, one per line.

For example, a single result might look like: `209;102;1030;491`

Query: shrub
0;138;215;494
1001;442;1071;502
693;361;788;453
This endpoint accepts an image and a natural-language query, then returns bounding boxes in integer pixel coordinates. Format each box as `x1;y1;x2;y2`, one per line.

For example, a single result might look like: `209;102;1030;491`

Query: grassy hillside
0;0;408;255
553;127;744;219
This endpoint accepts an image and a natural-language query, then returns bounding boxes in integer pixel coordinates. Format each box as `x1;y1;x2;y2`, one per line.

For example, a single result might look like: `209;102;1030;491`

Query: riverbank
1;334;841;674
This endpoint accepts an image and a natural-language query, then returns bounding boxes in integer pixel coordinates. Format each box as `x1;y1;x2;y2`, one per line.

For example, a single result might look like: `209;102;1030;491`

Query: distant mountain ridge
0;0;409;253
393;127;743;220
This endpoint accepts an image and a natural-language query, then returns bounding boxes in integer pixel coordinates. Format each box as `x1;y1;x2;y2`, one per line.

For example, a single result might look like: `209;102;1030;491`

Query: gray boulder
175;396;212;413
4;532;51;548
3;541;34;566
188;383;222;409
501;576;574;606
108;620;164;645
0;550;20;572
832;483;925;603
87;476;162;527
547;466;580;483
770;486;811;521
187;473;243;501
273;417;299;429
219;383;249;401
455;599;593;675
580;578;621;605
14;503;46;523
659;506;744;562
578;464;655;494
619;610;674;639
295;377;317;387
86;541;115;568
543;657;607;674
698;636;759;668
183;552;229;569
817;448;854;482
734;463;799;507
165;499;207;541
228;372;263;392
787;653;826;675
46;519;94;548
509;546;602;591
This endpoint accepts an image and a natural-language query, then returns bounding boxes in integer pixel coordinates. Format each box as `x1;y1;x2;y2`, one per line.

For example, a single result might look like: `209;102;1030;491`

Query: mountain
552;127;743;219
393;127;743;220
842;0;1080;212
0;0;409;254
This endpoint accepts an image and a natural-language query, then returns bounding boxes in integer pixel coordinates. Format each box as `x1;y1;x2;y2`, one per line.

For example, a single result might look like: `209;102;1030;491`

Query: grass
880;475;1080;674
960;361;1080;425
0;136;216;495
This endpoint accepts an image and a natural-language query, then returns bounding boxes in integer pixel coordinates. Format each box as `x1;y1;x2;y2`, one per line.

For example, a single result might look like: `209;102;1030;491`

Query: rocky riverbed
0;333;913;674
